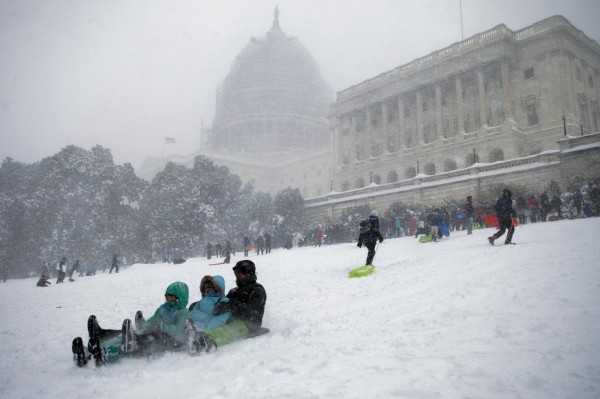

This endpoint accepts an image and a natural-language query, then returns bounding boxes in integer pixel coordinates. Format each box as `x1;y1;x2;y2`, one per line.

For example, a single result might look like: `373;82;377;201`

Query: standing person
186;260;267;353
357;210;384;266
465;196;475;234
315;229;324;247
205;243;213;260
590;184;600;216
539;191;550;222
527;194;538;223
426;209;440;242
214;243;222;258
488;188;517;245
109;254;119;274
255;234;265;255
243;236;251;257
264;233;271;254
56;256;67;283
572;188;583;216
551;194;563;219
69;259;80;282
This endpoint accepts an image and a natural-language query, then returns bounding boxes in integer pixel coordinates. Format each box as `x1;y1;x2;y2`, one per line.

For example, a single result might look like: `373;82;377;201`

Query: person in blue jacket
188;275;232;331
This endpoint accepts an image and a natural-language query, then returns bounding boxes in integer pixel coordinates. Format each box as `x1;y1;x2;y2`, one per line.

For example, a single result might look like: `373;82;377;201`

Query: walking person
69;259;81;282
109;254;119;274
357;210;384;265
488;189;517;245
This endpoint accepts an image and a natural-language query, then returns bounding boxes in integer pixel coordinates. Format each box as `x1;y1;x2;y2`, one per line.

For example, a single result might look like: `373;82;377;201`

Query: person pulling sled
357;210;384;265
488;188;517;246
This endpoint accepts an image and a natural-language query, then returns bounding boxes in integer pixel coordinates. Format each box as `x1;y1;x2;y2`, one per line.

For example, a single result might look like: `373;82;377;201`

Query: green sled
419;234;433;243
348;264;375;278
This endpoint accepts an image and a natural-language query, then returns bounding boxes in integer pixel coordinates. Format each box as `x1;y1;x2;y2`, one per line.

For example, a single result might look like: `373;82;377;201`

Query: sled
246;327;270;339
348;264;375;278
484;214;519;228
419;234;432;243
209;259;230;266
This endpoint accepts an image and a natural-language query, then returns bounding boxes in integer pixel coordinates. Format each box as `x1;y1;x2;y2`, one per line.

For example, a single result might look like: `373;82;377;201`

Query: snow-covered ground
1;218;599;399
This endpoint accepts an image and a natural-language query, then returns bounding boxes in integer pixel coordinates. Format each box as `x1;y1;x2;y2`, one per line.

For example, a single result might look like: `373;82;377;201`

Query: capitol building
138;11;600;220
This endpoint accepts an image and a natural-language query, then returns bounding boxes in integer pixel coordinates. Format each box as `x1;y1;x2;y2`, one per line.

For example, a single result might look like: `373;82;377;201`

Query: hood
165;281;189;310
200;275;225;298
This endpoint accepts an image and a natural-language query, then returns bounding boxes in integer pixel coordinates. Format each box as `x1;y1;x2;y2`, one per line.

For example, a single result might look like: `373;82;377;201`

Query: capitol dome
210;7;332;153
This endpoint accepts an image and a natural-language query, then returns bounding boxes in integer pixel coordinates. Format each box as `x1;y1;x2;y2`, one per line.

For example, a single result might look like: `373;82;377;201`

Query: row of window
339;149;505;190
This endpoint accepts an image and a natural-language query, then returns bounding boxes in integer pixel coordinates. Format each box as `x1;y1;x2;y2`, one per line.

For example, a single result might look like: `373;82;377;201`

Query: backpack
359;219;372;235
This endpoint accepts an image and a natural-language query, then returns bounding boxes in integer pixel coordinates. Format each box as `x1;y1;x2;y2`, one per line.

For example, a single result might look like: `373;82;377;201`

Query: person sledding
72;281;192;367
357;210;384;266
185;259;267;354
188;275;232;331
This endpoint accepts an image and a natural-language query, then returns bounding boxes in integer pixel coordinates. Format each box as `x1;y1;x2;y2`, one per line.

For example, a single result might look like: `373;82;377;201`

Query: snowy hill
1;218;599;399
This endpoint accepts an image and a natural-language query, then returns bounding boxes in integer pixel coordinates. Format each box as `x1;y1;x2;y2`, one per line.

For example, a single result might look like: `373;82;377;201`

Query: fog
1;0;599;169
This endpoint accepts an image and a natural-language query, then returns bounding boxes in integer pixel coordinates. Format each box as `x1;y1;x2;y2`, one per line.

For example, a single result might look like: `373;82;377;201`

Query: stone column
477;68;487;128
455;75;465;133
336;116;344;166
416;91;423;144
350;112;357;165
382;102;389;153
501;61;513;121
398;96;406;148
366;105;373;158
435;84;443;139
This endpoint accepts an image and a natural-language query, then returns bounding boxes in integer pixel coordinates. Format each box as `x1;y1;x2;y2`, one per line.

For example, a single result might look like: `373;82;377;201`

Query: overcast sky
1;0;599;170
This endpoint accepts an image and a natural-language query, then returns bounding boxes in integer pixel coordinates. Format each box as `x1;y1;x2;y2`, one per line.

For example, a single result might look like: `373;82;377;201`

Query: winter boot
134;311;145;332
184;318;198;354
87;337;106;366
72;337;87;367
121;319;136;353
87;315;101;340
488;236;495;246
194;331;217;354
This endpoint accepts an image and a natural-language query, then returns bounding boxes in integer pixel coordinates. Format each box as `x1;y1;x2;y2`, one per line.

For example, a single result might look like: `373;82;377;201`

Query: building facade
330;15;599;193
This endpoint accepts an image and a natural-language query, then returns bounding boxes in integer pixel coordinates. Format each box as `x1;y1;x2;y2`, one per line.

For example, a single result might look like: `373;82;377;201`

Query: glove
357;243;362;248
213;301;230;315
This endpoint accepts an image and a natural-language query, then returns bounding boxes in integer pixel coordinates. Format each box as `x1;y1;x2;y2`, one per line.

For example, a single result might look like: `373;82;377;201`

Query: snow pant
206;319;250;348
466;217;473;234
365;243;376;265
56;270;66;283
540;207;548;222
97;331;184;363
109;264;119;274
430;225;439;241
491;217;514;243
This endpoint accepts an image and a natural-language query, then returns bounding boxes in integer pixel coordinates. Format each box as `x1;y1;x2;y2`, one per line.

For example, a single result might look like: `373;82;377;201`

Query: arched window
443;158;457;172
489;148;504;162
466;152;479;166
371;174;381;184
341;181;350;191
356;178;365;189
387;170;398;183
405;166;417;179
424;162;436;175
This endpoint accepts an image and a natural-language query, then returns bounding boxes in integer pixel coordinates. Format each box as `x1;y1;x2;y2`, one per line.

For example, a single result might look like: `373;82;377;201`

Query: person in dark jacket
69;259;80;282
465;196;475;234
187;259;267;353
243;236;251;257
264;233;271;253
539;191;550;222
56;256;67;283
426;210;441;242
488;189;517;245
109;254;119;274
357;210;384;265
